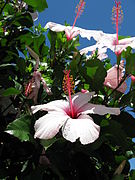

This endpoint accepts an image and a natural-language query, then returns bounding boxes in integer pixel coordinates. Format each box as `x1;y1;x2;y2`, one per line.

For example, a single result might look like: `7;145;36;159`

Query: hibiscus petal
119;37;135;46
65;28;71;39
31;100;69;114
71;91;95;110
117;82;127;93
62;114;100;145
70;30;80;39
79;29;104;41
79;103;120;115
79;44;97;55
104;62;127;93
45;22;104;42
45;22;68;32
34;112;69;139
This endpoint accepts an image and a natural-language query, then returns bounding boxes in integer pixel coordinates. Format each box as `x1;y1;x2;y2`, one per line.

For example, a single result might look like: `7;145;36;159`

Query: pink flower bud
131;75;135;83
81;89;88;93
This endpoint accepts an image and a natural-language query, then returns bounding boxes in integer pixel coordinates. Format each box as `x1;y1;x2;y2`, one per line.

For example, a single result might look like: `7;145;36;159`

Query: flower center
65;106;78;119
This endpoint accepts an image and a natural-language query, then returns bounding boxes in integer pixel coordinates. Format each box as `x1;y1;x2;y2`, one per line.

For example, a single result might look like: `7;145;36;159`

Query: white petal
62;114;100;145
79;28;104;41
80;45;108;60
119;37;135;45
45;22;104;42
34;112;69;139
65;28;71;39
79;44;97;55
70;30;80;39
98;52;108;60
31;100;69;114
79;103;120;115
45;22;68;32
69;91;95;111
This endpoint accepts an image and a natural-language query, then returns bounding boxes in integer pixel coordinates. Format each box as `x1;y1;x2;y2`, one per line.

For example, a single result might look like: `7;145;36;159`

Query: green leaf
41;138;58;150
129;170;135;180
112;112;135;138
47;30;57;59
12;13;33;28
2;87;20;96
112;175;124;180
115;155;126;164
16;57;26;75
33;34;45;55
6;115;32;141
118;35;131;40
126;53;135;76
80;58;107;91
4;3;15;15
120;90;135;108
16;31;32;45
24;0;48;12
102;120;130;151
121;46;132;59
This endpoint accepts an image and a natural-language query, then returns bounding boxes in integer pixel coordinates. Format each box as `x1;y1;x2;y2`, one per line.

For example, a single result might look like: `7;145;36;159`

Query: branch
26;45;39;71
103;74;129;104
0;0;8;15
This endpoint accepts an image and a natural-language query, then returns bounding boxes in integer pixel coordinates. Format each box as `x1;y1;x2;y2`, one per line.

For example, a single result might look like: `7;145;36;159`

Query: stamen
25;80;33;96
63;70;75;118
112;0;123;45
72;0;86;29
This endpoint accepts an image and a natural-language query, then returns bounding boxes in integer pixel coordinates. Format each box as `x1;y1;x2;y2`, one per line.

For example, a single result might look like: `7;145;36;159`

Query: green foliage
0;0;135;179
129;170;135;180
2;87;21;96
80;58;107;91
120;90;135;108
6;114;32;141
24;0;48;12
112;175;124;180
112;112;135;138
126;53;135;76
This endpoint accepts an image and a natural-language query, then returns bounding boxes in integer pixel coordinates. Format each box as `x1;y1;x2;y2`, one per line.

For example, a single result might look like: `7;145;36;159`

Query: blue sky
35;0;135;170
37;0;135;36
35;0;135;62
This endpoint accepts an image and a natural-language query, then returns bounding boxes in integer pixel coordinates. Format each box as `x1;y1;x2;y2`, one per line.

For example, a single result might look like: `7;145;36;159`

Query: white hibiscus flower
45;22;104;41
31;91;120;145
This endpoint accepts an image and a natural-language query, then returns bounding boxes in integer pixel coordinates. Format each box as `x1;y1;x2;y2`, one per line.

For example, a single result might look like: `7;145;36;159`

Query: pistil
63;70;75;118
112;0;123;45
72;0;85;29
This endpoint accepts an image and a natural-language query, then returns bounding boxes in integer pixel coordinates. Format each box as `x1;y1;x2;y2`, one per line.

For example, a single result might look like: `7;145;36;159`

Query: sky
35;0;135;170
35;0;135;60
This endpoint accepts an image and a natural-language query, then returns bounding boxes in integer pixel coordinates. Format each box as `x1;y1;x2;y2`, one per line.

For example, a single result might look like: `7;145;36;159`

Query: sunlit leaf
24;0;48;12
2;87;21;96
6;114;32;141
80;58;107;91
126;53;135;76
